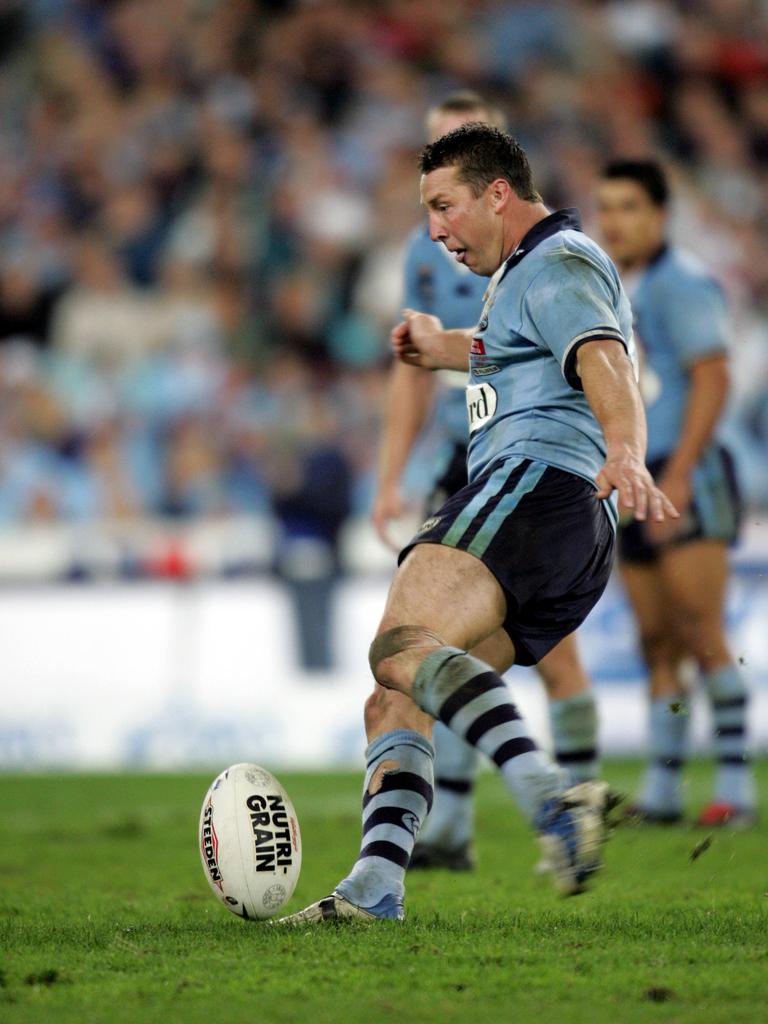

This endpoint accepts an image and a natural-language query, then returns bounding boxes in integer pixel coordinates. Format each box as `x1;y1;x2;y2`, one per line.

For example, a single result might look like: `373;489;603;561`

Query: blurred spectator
265;386;353;671
0;261;63;348
0;0;765;567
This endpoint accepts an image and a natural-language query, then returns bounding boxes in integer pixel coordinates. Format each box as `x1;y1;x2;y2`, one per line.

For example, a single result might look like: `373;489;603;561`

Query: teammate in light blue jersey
372;95;601;873
280;125;677;926
597;159;755;828
401;221;484;450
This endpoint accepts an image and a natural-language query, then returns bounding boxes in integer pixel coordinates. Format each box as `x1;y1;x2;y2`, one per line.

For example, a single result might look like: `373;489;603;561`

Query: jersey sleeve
520;256;629;390
656;274;728;366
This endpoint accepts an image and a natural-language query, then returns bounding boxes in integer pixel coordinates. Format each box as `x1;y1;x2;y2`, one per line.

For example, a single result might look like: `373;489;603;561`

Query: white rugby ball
199;763;302;920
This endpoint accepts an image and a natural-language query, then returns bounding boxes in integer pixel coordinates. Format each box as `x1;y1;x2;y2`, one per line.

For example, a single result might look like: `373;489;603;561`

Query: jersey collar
498;207;582;282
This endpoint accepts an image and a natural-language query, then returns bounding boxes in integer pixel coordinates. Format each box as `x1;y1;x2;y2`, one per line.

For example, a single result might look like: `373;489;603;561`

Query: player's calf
277;725;435;926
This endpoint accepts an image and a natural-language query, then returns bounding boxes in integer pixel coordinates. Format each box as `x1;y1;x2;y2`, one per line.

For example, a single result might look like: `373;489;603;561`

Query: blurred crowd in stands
1;0;768;543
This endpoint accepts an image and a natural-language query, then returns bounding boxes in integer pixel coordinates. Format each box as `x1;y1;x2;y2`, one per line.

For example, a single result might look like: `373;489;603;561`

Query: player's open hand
390;309;446;369
595;450;680;522
372;484;407;552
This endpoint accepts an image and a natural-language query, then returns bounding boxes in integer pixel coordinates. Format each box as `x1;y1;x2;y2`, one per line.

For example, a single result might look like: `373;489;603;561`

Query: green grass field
2;762;767;1024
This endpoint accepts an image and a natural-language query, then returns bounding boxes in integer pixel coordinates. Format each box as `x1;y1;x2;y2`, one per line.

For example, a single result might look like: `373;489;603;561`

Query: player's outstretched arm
372;360;437;550
391;309;474;371
576;339;679;523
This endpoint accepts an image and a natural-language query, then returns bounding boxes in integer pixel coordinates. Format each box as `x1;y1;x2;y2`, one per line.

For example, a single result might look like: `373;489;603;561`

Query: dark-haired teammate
375;92;600;872
280;125;676;924
596;160;756;827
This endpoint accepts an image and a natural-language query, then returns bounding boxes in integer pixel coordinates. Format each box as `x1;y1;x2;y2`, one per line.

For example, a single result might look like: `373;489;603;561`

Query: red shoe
695;801;757;829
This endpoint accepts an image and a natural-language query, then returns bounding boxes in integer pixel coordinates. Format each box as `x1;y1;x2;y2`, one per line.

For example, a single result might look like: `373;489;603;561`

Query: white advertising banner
0;568;766;769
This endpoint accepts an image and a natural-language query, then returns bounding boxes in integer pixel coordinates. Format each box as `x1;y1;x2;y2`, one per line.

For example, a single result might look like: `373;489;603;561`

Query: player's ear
488;178;512;211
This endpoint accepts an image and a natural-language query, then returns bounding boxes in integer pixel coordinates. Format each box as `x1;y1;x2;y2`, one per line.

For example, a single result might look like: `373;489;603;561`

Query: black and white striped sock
335;729;433;916
413;646;564;819
705;665;756;809
550;693;599;784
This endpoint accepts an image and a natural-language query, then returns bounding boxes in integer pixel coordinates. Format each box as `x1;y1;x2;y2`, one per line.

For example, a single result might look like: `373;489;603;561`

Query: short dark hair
601;159;669;207
430;90;506;130
419;123;541;202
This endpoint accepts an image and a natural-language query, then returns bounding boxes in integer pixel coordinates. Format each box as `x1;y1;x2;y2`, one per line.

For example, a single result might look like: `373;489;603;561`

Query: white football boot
535;780;612;896
273;891;402;925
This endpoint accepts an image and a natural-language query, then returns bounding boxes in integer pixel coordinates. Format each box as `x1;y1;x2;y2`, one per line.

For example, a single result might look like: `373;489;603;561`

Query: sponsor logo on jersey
201;799;223;889
466;382;498;433
417;515;442;534
471;334;500;374
246;793;295;874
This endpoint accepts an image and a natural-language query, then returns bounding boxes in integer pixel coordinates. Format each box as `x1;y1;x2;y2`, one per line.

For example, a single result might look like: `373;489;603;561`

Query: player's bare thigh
374;543;510;695
475;627;590;701
657;540;731;671
472;628;515;674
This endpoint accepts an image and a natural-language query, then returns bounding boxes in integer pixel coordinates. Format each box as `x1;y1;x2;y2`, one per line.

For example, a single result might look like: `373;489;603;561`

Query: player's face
420;165;501;276
595;179;666;268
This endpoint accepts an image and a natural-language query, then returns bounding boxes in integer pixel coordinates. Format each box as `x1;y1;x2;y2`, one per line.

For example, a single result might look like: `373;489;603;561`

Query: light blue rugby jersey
627;246;729;462
468;209;635;522
402;223;487;444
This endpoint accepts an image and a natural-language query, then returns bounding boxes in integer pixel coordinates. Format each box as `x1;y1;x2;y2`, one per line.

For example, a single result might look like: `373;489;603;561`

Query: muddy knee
368;625;446;690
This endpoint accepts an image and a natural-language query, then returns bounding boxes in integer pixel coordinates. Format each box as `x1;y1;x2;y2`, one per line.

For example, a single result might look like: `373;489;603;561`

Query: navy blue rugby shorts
619;445;742;565
399;456;615;667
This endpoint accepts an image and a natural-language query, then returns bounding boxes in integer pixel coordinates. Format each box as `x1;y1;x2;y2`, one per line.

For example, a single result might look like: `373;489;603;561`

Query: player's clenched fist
391;310;473;372
390;309;446;369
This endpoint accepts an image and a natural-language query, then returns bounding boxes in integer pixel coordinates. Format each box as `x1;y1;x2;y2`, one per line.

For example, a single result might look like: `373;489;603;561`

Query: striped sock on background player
550;693;599;784
413;647;564;819
637;697;688;818
704;664;756;811
414;722;478;855
335;729;434;918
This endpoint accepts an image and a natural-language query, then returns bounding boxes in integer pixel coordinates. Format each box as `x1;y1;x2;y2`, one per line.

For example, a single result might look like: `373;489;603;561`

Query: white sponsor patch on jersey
466;382;498;434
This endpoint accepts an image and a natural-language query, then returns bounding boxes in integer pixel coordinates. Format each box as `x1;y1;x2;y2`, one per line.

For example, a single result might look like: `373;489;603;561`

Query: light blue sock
549;692;599;784
335;729;434;917
413;647;565;822
417;722;479;850
704;665;756;810
638;697;688;815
